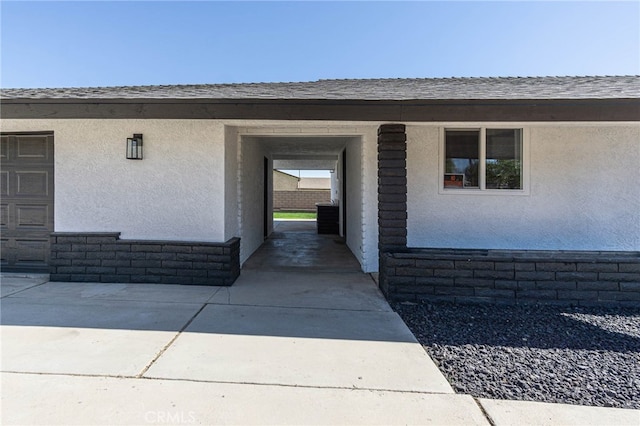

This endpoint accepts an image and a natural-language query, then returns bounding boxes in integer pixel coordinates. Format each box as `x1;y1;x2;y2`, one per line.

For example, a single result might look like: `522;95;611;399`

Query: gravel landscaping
393;301;640;409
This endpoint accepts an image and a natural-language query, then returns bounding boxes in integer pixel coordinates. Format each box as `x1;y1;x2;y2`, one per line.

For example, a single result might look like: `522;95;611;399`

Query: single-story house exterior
1;76;639;305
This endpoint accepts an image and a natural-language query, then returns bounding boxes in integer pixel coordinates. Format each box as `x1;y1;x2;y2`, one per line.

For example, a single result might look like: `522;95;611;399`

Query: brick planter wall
273;189;330;211
380;249;640;306
50;232;240;285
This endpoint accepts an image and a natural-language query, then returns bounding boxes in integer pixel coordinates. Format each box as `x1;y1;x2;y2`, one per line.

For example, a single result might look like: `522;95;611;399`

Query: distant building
273;170;299;191
273;170;330;211
298;177;331;190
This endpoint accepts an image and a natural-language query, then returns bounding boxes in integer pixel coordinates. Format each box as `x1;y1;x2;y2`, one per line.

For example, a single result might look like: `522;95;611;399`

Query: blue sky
1;1;638;89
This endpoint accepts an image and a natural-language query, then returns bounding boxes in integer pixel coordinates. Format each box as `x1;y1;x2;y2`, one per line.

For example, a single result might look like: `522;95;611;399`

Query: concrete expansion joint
6;371;451;396
4;370;456;397
474;396;498;426
205;286;225;304
137;375;456;396
1;370;136;380
136;302;209;378
0;281;49;299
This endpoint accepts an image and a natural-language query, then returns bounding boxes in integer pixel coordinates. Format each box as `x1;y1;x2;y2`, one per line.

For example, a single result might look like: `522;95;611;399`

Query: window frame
438;126;530;195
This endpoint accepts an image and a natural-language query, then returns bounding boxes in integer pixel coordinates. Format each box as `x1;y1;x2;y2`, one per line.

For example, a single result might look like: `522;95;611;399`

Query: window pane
445;130;479;188
486;129;522;189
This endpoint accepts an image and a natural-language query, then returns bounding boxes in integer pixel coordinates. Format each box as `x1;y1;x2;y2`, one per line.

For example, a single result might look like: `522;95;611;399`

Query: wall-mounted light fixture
126;134;143;160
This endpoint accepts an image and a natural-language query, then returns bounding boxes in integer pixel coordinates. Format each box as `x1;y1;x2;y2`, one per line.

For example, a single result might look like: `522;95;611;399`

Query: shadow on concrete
1;221;403;342
1;266;402;342
1;280;407;339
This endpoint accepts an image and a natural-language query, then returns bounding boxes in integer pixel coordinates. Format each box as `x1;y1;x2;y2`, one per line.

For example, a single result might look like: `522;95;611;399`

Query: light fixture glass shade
126;134;143;159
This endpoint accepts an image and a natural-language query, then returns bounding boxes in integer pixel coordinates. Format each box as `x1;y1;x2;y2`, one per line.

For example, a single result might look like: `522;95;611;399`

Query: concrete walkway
3;275;638;425
1;223;638;424
2;272;479;425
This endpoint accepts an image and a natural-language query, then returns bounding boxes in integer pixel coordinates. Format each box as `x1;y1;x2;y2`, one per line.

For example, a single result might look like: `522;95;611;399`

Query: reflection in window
443;128;524;191
486;129;522;189
445;130;479;188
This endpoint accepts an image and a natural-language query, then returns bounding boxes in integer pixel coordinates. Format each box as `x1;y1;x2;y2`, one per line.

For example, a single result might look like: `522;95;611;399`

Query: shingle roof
2;76;639;101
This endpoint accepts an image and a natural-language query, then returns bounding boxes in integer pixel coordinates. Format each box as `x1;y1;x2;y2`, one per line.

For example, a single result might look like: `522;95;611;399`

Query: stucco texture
238;137;271;264
407;124;640;251
3;119;227;242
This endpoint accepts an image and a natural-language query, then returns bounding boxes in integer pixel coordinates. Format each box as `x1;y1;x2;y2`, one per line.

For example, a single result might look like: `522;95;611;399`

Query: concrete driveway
1;271;490;425
3;272;639;425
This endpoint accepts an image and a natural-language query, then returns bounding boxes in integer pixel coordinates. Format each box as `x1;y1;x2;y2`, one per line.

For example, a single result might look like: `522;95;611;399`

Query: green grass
273;211;317;220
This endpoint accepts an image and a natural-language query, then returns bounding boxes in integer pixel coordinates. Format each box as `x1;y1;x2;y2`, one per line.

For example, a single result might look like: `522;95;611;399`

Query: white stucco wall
224;125;239;241
239;137;271;264
360;127;380;272
407;124;640;251
8;118;631;273
2;119;227;242
337;151;344;236
345;137;364;268
330;166;340;203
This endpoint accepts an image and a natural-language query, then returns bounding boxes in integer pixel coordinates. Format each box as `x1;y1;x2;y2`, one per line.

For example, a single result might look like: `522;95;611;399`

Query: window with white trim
442;128;524;191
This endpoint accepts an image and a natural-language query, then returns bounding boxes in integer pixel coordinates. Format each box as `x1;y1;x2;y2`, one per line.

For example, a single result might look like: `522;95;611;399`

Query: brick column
378;124;408;295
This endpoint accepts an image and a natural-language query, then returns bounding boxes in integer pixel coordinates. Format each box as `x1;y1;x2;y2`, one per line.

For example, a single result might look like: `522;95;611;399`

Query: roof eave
1;97;638;122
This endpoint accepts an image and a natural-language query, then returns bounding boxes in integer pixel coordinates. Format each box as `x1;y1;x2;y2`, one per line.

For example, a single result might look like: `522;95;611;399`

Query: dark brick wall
273;189;330;211
377;124;408;296
380;249;640;307
50;232;240;285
